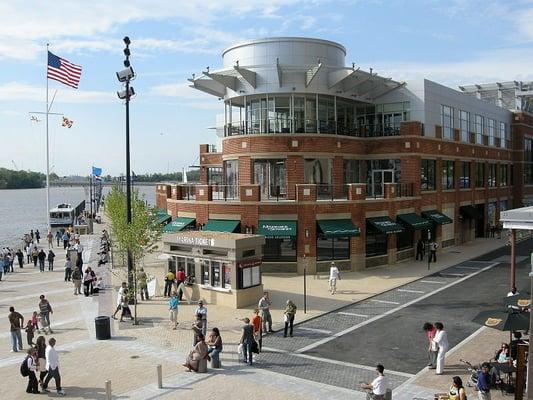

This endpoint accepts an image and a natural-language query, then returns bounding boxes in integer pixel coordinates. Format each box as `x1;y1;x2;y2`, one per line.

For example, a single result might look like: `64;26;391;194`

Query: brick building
156;37;533;274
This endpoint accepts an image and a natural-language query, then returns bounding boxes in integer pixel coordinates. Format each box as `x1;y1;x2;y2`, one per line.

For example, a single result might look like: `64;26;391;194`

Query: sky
1;0;533;176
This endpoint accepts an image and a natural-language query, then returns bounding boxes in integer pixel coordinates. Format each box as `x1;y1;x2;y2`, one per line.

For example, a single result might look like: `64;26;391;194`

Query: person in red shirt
423;322;438;369
251;308;262;352
176;268;186;301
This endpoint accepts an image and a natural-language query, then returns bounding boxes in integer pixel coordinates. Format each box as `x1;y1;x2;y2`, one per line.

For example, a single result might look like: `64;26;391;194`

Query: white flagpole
45;43;51;231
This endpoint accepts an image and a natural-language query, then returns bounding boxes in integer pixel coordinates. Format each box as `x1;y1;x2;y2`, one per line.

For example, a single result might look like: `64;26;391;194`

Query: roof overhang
501;206;533;230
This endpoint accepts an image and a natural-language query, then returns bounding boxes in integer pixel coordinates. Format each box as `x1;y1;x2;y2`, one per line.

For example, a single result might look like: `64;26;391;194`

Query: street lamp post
116;36;136;316
427;229;431;271
303;254;308;314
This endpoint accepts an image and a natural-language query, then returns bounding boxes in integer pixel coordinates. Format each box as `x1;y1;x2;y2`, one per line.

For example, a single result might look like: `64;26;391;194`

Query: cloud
148;82;220;109
0;82;114;103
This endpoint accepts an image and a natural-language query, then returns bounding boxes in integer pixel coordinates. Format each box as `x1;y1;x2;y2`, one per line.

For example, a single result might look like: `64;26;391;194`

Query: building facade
156;37;533;274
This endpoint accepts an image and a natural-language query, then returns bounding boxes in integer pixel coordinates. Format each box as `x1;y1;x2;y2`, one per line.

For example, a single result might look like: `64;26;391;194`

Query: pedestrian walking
8;306;24;352
176;267;186;301
55;231;61;247
7;250;14;272
416;238;425;261
75;240;83;270
329;261;340;295
258;291;273;333
239;317;254;365
26;244;32;264
30;229;34;241
38;295;53;334
83;267;96;296
61;231;69;250
31;311;40;333
164;269;175;297
137;267;149;300
476;362;492;400
71;267;82;294
47;231;53;249
42;338;65;396
360;364;390;400
16;248;24;268
194;300;208;336
35;336;47;388
423;322;438;369
169;292;179;330
24;348;40;394
448;376;467;400
37;249;46;272
432;322;449;375
251;308;263;351
429;240;438;263
119;289;132;322
112;282;127;319
64;256;72;282
25;320;35;347
47;250;55;271
35;229;41;243
283;300;297;338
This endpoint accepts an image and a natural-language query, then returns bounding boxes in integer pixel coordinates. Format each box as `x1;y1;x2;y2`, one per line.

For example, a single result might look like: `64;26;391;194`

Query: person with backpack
21;348;40;394
47;250;55;271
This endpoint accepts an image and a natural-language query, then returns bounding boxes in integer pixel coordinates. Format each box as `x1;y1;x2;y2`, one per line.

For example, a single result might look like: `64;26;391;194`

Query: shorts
169;309;178;322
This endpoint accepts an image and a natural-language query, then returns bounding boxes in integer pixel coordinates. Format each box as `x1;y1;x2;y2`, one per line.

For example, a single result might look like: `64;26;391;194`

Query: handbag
251;339;259;354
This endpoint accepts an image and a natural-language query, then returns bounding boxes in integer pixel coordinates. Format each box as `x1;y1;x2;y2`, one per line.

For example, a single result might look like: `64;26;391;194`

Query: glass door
371;169;394;197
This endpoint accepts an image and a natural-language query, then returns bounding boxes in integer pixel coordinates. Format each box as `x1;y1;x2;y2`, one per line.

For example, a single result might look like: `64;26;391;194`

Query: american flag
47;51;82;89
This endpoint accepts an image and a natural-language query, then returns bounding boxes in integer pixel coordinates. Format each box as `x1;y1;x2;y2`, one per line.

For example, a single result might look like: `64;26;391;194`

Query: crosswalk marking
397;289;425;294
337;312;368;318
370;299;400;305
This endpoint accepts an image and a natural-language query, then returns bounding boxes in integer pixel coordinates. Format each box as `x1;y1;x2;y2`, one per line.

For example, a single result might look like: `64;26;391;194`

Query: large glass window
271;96;291;133
459;110;470;143
441;105;453;139
396;228;413;250
294;97;305;133
488;118;496;146
524;137;533;185
488;163;497;187
344;159;360;184
474;115;483;144
459;161;471;189
201;259;210;285
476;163;485;188
207;167;223;185
317;95;335;134
254;159;287;199
317;236;350;260
500;122;507;148
442;160;455;190
421;159;436;191
365;228;387;257
199;259;229;288
223;159;239;198
304;158;332;185
499;164;508;186
223;262;231;289
305;96;317;133
263;238;297;262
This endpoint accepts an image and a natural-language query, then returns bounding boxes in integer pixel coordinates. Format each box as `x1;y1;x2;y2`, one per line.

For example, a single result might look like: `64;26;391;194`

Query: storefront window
223;263;232;289
201;259;210;285
476;163;485;187
263;238;296;262
344;159;360;184
168;257;177;274
212;261;221;287
316;236;350;260
186;258;195;280
421;159;436;191
396;229;413;251
459;162;470;188
365;229;387;257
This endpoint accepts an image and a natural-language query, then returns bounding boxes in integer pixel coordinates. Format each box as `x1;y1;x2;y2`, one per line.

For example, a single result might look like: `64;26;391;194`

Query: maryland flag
62;116;73;128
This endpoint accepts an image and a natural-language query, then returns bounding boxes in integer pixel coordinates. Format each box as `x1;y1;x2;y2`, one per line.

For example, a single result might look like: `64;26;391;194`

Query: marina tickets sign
175;236;215;247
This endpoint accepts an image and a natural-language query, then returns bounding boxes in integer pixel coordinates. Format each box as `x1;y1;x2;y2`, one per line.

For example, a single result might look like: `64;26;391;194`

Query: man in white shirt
360;364;389;399
42;338;65;396
329;262;340;295
112;282;127;319
507;286;518;297
432;322;449;375
194;300;208;336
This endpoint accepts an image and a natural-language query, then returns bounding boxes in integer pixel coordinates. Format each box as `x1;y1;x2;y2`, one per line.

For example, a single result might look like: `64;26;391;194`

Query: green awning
367;216;405;234
203;219;240;233
163;217;195;232
258;220;297;238
397;213;432;230
154;213;172;226
460;205;482;220
422;209;453;225
317;219;360;237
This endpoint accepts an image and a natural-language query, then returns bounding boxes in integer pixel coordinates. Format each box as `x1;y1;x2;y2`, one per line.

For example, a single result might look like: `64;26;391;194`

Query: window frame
421;159;436;191
441;105;454;140
442;160;455;190
459;110;470;143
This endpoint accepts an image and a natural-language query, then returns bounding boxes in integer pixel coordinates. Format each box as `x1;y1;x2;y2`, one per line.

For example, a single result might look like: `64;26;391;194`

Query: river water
0;185;155;249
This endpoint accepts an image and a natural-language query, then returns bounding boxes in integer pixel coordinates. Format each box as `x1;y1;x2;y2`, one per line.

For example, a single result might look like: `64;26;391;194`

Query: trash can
95;316;111;340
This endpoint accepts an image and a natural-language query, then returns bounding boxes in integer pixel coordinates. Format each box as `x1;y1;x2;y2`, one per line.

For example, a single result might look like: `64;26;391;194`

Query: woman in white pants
432;322;449;375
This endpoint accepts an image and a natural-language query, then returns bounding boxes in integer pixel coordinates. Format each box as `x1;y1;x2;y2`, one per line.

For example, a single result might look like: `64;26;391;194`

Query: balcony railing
180;185;196;200
211;185;239;201
225;119;401;138
366;183;415;199
316;184;349;200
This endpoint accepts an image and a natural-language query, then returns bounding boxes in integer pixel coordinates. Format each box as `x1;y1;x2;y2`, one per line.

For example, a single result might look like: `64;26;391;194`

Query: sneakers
57;389;65;396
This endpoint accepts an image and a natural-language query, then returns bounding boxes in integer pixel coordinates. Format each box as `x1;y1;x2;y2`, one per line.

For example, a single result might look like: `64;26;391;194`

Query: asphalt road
306;240;532;375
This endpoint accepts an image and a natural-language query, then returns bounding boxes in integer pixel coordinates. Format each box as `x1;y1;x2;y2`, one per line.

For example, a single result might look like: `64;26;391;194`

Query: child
31;311;39;333
25;320;35;346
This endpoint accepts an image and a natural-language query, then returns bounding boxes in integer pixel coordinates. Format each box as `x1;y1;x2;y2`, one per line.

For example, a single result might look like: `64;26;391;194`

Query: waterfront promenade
0;226;525;399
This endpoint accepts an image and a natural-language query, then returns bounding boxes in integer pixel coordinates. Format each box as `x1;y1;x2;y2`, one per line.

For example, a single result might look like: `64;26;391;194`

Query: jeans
43;367;62;391
242;341;253;365
164;280;173;297
27;371;39;393
139;285;148;300
64;268;72;281
10;329;23;351
429;251;437;263
284;314;295;337
207;347;222;362
48;261;54;271
261;310;272;332
40;312;51;330
84;280;93;296
39;260;45;272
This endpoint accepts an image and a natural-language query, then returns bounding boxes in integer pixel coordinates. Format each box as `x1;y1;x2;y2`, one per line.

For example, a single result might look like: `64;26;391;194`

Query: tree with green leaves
104;185;163;321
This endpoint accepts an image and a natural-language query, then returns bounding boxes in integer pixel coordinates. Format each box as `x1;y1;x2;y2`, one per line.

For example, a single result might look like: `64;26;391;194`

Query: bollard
105;380;112;400
156;364;162;389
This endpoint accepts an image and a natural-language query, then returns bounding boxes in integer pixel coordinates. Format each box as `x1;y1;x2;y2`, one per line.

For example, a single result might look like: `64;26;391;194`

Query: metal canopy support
276;58;282;88
343;72;377;93
202;71;238;91
188;78;225;98
328;68;359;89
234;65;256;89
372;82;406;100
306;62;322;87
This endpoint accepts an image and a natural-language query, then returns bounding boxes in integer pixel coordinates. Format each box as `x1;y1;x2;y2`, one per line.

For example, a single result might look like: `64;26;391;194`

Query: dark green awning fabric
317;219;360;237
154;213;172;226
258;220;297;238
367;216;405;234
460;205;482;220
421;210;453;225
397;213;432;230
163;217;195;232
203;219;240;233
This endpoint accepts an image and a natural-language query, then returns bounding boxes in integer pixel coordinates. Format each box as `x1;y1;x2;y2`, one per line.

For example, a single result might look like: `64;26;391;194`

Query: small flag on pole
92;166;102;177
47;51;82;89
62;116;73;128
30;116;42;123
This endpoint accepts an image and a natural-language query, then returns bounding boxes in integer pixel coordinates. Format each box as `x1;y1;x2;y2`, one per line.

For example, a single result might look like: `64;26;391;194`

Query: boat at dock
49;201;85;227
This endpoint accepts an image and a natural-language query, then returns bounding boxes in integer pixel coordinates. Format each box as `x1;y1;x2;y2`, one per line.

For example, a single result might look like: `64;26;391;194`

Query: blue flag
92;166;102;177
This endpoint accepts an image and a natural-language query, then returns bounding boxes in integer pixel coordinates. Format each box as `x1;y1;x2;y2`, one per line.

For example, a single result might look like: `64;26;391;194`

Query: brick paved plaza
0;230;528;399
